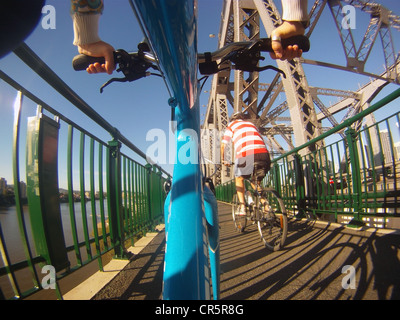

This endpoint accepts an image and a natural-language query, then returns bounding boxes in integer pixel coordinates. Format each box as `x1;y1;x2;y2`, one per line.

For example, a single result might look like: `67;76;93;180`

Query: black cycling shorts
234;152;271;181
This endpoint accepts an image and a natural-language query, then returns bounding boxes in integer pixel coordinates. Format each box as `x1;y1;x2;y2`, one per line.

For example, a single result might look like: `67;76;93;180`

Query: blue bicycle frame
132;0;220;300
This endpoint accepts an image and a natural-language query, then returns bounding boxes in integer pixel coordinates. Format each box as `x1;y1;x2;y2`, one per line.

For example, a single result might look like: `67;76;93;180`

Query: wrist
272;20;305;39
282;20;308;30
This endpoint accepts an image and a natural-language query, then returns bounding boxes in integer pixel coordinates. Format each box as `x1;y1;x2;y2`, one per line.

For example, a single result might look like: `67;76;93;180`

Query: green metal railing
0;44;170;300
216;88;400;229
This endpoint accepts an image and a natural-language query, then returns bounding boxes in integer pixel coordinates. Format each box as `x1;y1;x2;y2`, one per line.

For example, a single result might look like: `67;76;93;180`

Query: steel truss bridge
201;0;400;185
1;0;400;301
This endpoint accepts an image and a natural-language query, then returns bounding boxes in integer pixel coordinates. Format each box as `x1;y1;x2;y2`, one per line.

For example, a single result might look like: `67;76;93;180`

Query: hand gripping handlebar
72;35;310;91
198;35;310;75
72;42;161;92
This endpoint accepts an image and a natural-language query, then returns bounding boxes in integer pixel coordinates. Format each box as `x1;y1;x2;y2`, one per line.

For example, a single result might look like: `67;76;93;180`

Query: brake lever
234;64;286;78
100;75;141;93
199;36;309;77
225;50;260;69
72;42;162;92
223;47;286;78
98;48;160;93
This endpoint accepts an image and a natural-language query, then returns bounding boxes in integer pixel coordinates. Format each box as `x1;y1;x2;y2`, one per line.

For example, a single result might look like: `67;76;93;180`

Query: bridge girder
201;0;400;185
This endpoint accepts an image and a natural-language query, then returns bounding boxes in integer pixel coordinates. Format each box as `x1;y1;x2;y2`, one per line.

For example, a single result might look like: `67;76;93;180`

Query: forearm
72;14;101;45
70;0;104;46
281;0;308;23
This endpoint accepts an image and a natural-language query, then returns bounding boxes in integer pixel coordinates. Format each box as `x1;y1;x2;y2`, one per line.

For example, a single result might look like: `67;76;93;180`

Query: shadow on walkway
92;232;165;300
93;202;400;300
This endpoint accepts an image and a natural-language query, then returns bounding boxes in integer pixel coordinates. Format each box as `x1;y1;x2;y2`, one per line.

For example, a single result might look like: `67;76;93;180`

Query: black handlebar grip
260;35;310;53
72;54;106;71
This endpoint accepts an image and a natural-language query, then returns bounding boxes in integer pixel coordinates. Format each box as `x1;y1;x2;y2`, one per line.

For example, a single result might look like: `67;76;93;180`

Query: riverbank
0;195;27;207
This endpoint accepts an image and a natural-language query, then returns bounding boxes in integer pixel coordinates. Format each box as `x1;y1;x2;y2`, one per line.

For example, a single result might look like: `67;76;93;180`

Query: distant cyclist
221;112;271;215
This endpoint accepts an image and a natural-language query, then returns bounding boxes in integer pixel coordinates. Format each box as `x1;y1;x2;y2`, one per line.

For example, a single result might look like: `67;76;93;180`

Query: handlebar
72;45;161;92
197;35;310;63
72;50;157;71
72;54;110;72
72;35;310;91
198;35;309;76
72;41;162;92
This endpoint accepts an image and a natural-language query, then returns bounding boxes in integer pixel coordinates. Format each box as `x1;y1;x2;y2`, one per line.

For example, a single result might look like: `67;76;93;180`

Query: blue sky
0;0;399;188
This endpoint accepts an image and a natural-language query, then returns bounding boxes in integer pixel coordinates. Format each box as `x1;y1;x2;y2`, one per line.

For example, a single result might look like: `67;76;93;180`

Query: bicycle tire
257;188;287;251
232;193;247;232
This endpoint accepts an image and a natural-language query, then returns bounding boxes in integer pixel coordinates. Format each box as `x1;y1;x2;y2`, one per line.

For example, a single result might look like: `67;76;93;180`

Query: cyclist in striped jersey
221;112;271;215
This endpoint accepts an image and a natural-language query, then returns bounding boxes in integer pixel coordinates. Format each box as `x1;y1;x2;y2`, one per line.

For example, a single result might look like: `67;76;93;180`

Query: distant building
19;181;27;199
0;178;27;199
380;130;393;162
395;141;400;161
0;178;7;196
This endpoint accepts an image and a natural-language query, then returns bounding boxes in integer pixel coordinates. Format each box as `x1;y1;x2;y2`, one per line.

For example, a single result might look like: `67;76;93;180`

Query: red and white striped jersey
222;120;268;158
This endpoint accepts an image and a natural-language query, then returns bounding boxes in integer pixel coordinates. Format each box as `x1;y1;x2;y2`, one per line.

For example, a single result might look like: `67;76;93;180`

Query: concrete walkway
63;225;165;300
73;202;400;300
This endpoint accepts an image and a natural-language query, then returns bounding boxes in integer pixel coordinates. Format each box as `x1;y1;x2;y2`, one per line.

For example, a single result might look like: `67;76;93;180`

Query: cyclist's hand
222;160;231;167
78;41;115;74
270;21;305;60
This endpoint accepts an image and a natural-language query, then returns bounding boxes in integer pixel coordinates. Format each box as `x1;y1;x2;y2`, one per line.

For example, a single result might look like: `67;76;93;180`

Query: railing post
230;179;236;202
147;164;165;229
272;163;282;197
293;153;306;219
145;163;154;229
155;166;164;225
26;110;70;272
345;128;364;228
107;139;127;258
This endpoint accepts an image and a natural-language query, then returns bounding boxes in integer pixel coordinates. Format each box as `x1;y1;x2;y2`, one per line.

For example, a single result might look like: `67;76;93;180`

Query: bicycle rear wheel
257;188;287;251
232;193;247;232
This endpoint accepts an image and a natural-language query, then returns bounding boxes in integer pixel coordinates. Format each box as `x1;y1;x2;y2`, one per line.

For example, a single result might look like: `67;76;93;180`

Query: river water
0;200;108;267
